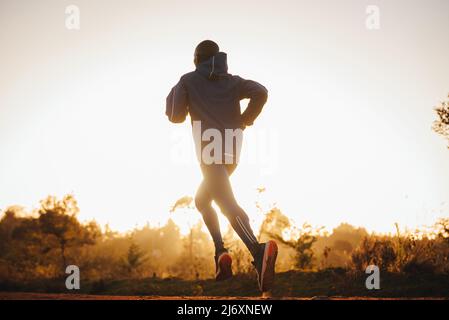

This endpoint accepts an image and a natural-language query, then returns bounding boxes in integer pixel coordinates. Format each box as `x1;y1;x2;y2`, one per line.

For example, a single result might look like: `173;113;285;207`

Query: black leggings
194;163;260;258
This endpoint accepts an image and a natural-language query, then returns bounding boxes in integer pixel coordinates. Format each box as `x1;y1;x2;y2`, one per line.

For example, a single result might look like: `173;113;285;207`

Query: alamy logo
65;5;80;30
365;265;380;290
365;5;380;30
65;265;80;290
192;120;243;165
169;120;279;175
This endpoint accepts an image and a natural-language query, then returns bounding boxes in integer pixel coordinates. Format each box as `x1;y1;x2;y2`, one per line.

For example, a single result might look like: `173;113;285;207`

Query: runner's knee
194;192;212;213
218;201;245;221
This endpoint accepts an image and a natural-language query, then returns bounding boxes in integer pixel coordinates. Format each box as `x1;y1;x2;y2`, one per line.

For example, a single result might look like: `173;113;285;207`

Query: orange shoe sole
260;240;278;292
216;253;233;281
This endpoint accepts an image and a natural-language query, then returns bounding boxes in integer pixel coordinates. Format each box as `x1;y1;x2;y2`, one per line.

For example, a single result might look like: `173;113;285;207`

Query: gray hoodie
166;52;268;164
166;52;268;131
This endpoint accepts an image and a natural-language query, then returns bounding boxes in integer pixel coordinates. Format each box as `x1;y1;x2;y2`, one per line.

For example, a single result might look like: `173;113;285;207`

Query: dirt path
0;292;446;300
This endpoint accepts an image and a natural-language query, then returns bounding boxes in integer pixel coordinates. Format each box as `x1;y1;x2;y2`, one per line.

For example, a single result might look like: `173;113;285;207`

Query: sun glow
1;0;448;235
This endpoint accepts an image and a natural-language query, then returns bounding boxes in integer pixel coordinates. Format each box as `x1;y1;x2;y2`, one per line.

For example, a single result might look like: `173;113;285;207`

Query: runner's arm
239;78;268;127
166;79;188;123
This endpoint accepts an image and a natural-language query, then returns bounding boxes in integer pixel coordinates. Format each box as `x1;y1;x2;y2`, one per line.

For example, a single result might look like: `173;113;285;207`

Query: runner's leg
200;164;260;258
195;181;225;253
194;164;238;254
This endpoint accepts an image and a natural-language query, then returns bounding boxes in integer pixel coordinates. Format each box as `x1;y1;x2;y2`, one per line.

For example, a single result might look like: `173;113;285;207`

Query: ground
1;270;448;299
0;292;447;300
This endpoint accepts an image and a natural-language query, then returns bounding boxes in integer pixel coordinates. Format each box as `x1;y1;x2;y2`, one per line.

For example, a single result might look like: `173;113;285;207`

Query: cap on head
194;40;219;65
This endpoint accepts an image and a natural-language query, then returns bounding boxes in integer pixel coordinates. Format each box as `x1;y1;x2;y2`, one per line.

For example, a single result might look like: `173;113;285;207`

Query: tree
170;196;193;213
435;218;449;243
260;208;320;270
0;206;25;253
351;237;397;272
38;194;100;273
289;224;320;270
432;94;449;148
313;223;369;268
124;241;147;277
0;207;43;280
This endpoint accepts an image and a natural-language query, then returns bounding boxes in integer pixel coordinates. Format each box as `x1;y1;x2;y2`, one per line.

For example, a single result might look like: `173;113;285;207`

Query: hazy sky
1;0;448;234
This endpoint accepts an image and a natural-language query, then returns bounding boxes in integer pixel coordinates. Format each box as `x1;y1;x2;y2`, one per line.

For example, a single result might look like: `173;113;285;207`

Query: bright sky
1;0;448;235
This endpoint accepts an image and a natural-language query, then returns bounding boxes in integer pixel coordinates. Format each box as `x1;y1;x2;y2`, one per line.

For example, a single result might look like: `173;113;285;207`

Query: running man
166;40;278;292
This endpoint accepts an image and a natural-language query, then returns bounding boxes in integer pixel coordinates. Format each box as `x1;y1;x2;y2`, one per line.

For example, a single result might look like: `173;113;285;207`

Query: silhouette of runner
166;40;277;292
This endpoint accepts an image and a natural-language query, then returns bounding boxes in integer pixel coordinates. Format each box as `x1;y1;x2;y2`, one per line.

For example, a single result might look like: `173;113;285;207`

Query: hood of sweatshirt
195;52;228;80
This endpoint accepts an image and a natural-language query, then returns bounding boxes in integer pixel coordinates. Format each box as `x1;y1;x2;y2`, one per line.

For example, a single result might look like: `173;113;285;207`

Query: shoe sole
216;253;233;281
260;240;278;292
